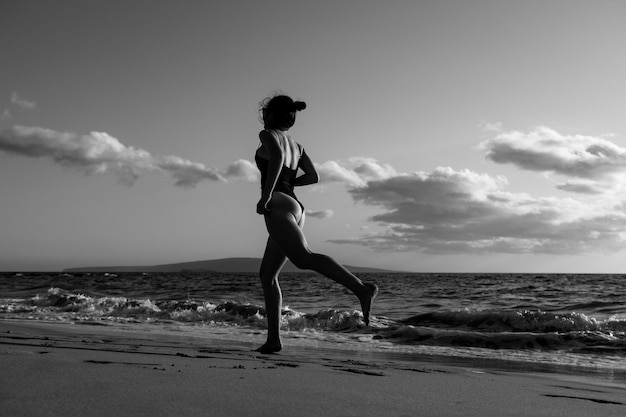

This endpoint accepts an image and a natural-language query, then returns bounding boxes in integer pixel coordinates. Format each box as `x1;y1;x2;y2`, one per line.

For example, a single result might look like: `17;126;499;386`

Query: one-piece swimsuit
255;130;305;211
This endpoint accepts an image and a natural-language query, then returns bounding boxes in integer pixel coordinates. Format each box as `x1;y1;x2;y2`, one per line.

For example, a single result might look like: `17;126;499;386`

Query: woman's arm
292;150;319;187
257;130;284;214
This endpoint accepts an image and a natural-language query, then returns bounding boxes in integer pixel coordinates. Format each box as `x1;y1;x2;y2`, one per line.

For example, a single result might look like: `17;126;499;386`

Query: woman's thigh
260;236;287;281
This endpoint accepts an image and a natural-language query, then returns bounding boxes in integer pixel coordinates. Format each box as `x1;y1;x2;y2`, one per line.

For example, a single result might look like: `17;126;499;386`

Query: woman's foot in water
255;340;283;354
359;283;379;326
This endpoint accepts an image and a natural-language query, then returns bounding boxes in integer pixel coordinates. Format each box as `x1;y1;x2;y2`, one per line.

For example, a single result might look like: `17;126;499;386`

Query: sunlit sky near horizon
2;0;626;272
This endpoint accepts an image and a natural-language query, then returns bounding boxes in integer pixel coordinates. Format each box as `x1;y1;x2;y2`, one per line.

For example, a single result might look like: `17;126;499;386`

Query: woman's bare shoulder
259;129;279;143
259;129;274;137
259;129;283;154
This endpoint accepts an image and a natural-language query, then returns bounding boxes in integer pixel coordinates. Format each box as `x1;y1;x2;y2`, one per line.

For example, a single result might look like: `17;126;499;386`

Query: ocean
1;271;625;381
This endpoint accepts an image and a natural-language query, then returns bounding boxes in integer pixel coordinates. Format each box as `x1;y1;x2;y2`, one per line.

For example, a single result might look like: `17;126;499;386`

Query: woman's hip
267;191;304;221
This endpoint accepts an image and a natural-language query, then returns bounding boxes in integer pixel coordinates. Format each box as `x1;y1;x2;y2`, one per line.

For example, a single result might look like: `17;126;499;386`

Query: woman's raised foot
359;283;378;326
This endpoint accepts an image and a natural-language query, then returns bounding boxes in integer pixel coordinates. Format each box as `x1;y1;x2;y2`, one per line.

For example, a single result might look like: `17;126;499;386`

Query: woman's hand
256;198;270;215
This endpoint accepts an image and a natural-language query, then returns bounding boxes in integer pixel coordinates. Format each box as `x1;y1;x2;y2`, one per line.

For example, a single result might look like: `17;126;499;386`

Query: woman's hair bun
293;101;307;112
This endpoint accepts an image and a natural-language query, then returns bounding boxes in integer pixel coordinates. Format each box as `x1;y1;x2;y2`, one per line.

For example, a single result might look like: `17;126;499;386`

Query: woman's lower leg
257;236;286;353
296;252;366;296
263;279;282;343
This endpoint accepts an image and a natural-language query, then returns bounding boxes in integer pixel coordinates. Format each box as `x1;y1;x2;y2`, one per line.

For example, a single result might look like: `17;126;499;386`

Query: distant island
63;257;401;273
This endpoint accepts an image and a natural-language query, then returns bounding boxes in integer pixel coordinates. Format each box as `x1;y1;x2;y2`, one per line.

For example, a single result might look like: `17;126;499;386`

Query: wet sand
1;320;624;417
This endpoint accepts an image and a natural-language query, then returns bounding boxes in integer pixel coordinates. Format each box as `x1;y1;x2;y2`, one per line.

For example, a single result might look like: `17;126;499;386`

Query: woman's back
255;129;302;170
255;129;303;197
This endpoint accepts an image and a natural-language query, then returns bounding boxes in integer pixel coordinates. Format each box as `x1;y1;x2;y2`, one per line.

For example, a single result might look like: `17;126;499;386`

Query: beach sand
1;320;624;417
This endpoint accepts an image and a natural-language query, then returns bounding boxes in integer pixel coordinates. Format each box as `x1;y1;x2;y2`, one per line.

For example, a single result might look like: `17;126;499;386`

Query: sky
1;0;626;273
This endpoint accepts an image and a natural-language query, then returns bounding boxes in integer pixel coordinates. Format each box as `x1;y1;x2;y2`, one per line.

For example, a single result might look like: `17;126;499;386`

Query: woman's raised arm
292;150;319;187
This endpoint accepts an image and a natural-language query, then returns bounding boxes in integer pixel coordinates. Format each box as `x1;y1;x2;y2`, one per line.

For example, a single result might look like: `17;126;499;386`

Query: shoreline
2;319;625;417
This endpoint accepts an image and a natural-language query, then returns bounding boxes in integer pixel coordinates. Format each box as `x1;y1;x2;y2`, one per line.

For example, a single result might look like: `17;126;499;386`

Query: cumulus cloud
0;109;10;122
0;125;258;187
10;92;36;110
222;159;259;182
481;126;626;182
350;167;509;225
315;157;399;187
325;161;626;255
305;209;334;219
154;154;223;187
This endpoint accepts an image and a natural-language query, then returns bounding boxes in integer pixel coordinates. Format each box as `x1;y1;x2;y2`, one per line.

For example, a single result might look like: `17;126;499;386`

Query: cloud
222;159;259;182
326;161;626;254
315;157;399;187
480;126;626;182
305;209;334;219
10;93;36;110
154;155;223;187
0;125;258;187
349;167;509;225
555;180;606;195
0;109;10;122
478;121;503;132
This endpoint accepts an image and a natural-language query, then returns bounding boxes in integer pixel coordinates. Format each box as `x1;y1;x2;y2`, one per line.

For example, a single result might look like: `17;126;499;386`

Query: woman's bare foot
359;283;378;326
255;341;283;354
